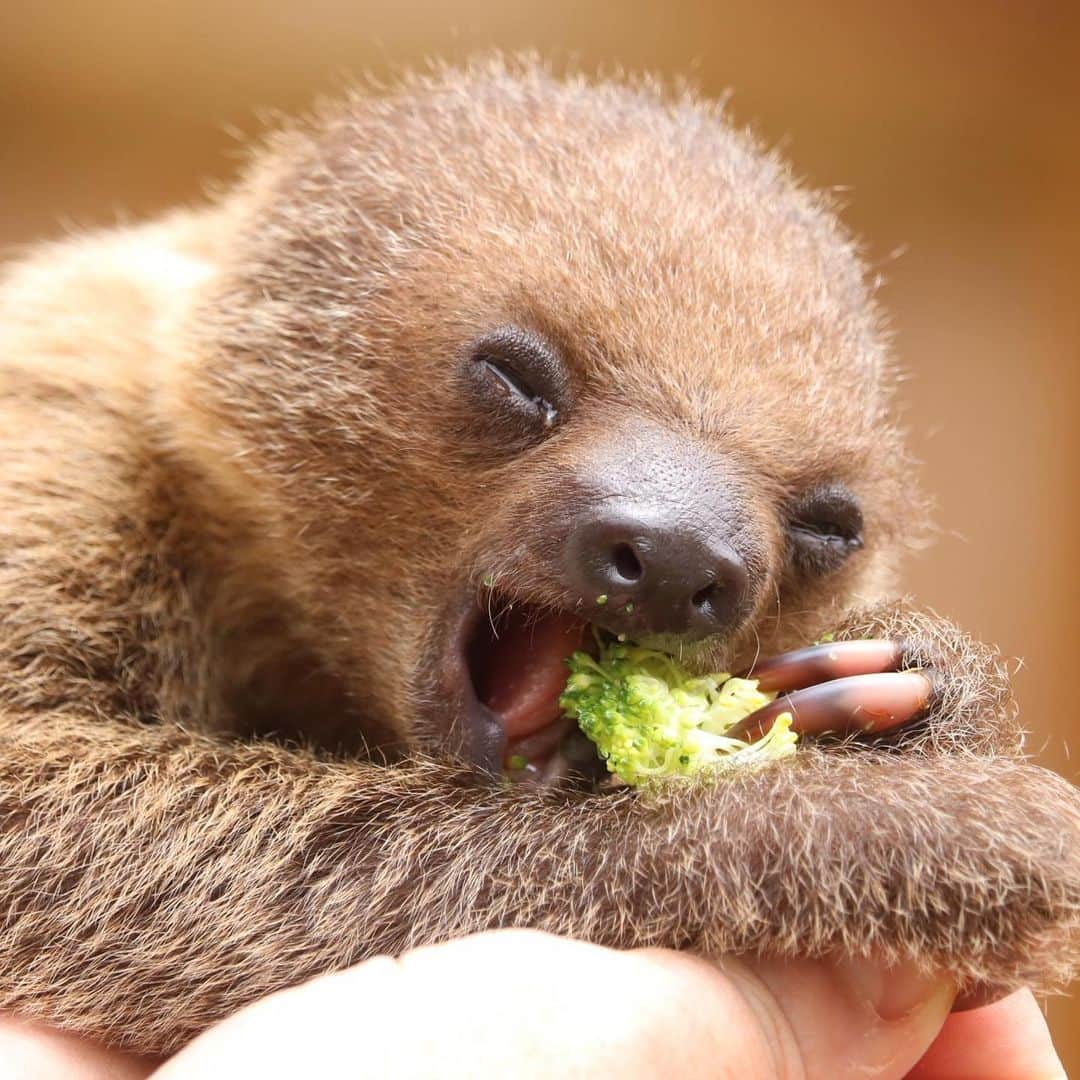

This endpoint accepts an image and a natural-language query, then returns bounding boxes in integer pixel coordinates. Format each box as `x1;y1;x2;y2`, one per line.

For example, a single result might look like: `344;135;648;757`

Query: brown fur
0;58;1077;1054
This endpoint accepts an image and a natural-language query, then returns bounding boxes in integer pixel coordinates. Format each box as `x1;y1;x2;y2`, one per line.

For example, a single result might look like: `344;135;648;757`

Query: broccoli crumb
507;754;528;771
481;573;495;588
595;594;608;605
559;641;797;786
624;603;635;614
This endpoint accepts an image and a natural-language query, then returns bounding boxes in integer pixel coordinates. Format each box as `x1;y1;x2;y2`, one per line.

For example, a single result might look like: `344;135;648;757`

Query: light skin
0;931;1064;1079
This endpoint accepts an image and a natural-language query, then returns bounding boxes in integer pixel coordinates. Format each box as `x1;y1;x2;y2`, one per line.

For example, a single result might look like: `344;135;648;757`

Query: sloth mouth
446;589;608;786
468;601;584;745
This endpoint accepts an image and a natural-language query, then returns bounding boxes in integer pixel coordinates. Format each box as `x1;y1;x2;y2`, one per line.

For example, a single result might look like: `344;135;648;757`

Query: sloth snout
564;509;750;641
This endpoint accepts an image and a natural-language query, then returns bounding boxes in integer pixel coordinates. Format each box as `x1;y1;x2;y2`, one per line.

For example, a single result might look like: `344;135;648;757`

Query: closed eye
478;354;558;427
786;483;864;576
463;326;569;442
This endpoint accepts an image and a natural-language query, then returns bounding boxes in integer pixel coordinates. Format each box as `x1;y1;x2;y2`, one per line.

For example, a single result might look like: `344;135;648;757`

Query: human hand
155;931;1064;1078
1;930;1064;1078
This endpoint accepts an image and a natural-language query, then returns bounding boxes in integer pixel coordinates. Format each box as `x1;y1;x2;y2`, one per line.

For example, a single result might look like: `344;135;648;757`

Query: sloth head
177;60;921;772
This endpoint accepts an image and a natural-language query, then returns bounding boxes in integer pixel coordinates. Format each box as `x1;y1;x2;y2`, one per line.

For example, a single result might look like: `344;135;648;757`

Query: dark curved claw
746;639;905;693
728;671;933;742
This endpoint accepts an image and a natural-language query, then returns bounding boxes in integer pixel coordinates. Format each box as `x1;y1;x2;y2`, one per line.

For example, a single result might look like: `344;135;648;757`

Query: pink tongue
483;612;586;740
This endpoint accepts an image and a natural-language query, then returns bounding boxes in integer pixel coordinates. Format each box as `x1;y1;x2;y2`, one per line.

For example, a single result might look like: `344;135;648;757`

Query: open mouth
458;592;608;786
431;584;928;790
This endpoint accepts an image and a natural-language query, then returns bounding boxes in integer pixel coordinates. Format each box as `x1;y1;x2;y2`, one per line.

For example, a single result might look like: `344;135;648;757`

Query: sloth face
196;67;921;772
434;324;874;776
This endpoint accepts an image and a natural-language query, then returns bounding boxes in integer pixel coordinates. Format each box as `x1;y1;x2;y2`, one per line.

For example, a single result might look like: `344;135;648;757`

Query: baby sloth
0;59;1078;1055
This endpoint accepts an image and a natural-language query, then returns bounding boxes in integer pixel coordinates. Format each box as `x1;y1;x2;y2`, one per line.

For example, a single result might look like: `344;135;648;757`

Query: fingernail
747;640;904;693
834;956;955;1022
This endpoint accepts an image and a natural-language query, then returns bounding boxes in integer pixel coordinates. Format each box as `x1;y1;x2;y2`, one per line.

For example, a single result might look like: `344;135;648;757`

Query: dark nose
565;511;751;640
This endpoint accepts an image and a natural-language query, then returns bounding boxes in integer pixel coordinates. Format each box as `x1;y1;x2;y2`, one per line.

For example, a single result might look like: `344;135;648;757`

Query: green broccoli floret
559;642;797;786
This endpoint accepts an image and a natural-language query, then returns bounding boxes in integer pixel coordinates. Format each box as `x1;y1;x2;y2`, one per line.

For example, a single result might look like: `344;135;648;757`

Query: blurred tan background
3;0;1078;1067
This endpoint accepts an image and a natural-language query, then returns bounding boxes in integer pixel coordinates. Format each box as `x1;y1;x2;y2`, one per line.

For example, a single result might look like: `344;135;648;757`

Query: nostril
692;582;721;609
611;543;643;583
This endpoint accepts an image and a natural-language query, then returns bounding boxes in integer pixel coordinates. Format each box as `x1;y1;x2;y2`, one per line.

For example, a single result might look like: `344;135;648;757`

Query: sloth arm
0;365;1077;1054
1;632;1078;1056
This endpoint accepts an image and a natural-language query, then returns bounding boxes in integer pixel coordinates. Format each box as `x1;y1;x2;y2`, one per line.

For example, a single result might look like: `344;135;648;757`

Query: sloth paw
818;604;1020;754
730;639;932;742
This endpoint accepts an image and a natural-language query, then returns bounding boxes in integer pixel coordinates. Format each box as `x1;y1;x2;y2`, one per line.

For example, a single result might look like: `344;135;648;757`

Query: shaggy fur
0;58;1077;1054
